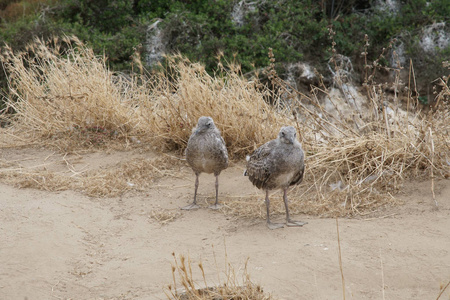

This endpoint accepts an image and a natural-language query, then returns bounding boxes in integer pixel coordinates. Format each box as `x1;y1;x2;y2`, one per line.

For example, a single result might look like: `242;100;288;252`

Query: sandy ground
0;147;449;300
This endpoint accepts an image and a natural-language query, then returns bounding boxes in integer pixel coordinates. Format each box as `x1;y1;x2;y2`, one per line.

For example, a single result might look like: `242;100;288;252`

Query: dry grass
80;156;183;197
0;168;73;191
166;252;274;300
1;37;288;156
1;36;449;217
222;54;448;218
0;36;145;149
0;155;182;197
223;189;398;219
138;55;288;157
151;208;182;225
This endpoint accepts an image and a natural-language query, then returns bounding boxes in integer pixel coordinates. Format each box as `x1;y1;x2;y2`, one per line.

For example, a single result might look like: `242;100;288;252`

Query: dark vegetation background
1;0;449;110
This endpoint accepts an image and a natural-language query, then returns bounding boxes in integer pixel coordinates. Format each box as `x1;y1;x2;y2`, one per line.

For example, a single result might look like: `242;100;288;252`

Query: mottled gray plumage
183;116;228;210
244;126;306;229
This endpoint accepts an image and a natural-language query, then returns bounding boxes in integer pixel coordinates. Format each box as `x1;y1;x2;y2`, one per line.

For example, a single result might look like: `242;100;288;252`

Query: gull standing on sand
183;116;229;210
244;126;306;229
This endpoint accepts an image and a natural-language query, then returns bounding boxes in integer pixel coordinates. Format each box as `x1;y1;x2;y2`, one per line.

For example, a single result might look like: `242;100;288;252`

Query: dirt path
1;149;449;300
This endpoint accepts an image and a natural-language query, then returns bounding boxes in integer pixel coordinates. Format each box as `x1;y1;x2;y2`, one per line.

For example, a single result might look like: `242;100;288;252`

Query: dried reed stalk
336;218;346;300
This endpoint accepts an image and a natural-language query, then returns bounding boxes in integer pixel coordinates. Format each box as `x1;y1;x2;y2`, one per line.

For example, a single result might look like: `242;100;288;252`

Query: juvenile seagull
183;116;229;210
244;126;306;229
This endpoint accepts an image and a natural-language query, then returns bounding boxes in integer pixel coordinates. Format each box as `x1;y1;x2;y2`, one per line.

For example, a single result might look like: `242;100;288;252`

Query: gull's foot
181;203;200;210
267;222;284;230
208;203;222;210
286;219;307;227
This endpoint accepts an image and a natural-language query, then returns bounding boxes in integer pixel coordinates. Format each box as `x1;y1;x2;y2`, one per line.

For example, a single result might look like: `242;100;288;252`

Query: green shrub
1;0;450;111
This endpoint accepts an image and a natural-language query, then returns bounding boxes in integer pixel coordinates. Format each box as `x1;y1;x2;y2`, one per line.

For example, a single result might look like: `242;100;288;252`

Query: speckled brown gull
183;116;229;210
244;126;306;229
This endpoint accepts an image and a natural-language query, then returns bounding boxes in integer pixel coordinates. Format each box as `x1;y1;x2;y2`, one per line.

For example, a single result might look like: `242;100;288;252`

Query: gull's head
278;126;297;144
195;116;215;133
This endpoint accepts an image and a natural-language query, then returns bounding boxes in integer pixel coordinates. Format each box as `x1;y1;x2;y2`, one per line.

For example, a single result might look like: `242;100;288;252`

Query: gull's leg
209;174;222;210
266;190;284;230
182;172;200;210
283;188;307;227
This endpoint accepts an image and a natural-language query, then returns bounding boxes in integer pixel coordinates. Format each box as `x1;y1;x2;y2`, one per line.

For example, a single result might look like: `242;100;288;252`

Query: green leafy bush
1;0;450;110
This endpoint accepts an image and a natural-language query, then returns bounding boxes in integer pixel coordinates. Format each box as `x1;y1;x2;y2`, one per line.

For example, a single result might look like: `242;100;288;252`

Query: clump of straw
166;252;274;300
150;208;182;225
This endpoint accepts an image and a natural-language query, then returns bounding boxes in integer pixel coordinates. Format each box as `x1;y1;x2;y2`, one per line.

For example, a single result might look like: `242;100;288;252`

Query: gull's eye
281;132;285;136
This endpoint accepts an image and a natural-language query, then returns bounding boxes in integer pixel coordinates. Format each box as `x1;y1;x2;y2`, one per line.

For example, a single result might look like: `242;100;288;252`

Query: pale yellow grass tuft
166;252;274;300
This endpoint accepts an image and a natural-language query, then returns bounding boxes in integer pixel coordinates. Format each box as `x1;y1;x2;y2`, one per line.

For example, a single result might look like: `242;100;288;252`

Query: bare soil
1;147;449;300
